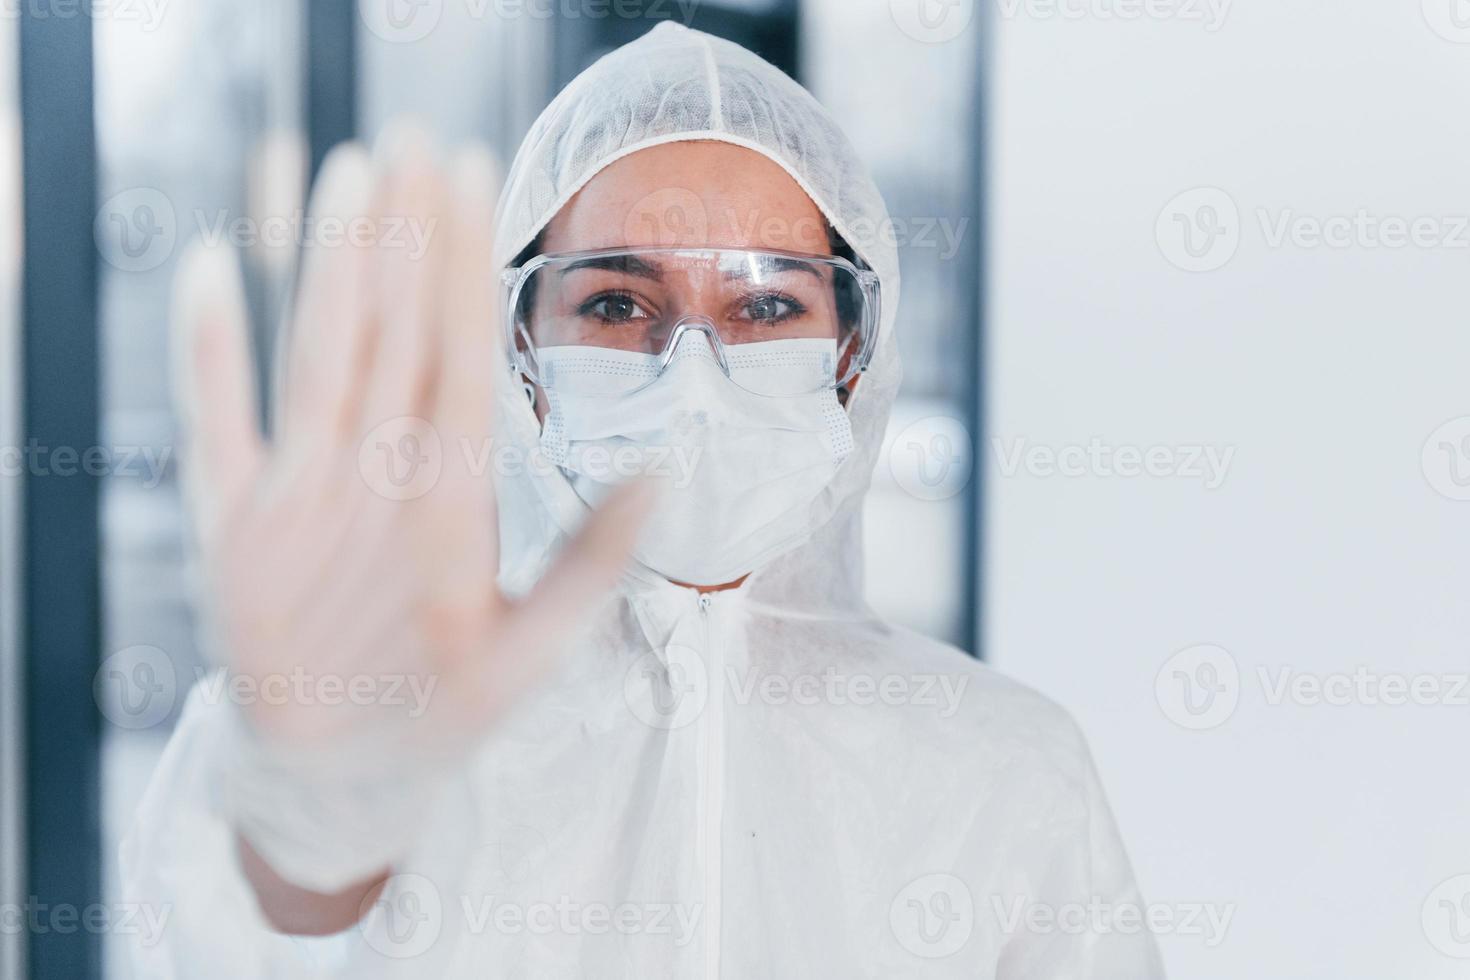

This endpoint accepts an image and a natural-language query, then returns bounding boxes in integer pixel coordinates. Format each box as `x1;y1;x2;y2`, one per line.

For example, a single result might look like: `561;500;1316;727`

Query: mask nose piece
662;315;731;376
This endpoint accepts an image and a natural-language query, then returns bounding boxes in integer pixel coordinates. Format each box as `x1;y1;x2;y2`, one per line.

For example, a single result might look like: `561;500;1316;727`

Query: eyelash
577;290;650;324
742;291;807;324
573;289;810;325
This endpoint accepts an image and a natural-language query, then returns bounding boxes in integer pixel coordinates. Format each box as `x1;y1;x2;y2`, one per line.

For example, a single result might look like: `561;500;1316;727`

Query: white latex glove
169;133;652;891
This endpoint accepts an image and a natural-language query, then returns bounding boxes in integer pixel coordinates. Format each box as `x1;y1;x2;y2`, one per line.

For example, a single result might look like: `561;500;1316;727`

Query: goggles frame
500;245;881;396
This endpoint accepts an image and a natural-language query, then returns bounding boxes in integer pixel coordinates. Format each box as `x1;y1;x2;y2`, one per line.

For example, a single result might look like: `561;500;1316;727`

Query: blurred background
1;1;1467;978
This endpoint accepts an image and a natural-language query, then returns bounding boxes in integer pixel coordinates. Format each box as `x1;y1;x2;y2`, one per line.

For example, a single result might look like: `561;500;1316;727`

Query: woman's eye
581;292;649;324
742;293;804;324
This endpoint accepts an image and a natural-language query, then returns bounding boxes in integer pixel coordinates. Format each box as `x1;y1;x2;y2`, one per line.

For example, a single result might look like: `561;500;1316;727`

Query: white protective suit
122;22;1165;979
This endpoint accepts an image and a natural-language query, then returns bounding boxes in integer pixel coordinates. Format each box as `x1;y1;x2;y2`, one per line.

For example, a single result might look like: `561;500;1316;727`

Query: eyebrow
559;253;830;284
560;254;664;280
727;255;826;282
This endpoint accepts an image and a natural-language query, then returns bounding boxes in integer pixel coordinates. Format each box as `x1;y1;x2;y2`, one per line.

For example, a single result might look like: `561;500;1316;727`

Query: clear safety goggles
501;246;881;398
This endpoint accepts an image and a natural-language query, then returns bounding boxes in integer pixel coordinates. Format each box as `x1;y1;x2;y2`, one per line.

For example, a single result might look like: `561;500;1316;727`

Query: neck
670;575;749;594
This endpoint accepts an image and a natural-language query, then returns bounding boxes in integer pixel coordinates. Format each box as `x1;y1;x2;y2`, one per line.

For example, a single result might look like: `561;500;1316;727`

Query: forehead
538;141;834;256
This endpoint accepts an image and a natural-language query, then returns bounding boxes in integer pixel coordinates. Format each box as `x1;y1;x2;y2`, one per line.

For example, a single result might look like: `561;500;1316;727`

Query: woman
125;22;1163;979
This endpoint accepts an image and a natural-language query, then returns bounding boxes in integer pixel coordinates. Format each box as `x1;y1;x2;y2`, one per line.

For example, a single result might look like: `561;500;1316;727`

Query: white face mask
538;335;855;586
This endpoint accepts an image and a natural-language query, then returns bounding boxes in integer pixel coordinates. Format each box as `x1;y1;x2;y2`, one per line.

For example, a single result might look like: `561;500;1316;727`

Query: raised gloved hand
170;132;651;892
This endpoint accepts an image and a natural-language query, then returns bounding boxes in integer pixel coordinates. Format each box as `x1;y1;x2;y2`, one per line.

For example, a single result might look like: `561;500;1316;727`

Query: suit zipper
699;591;724;979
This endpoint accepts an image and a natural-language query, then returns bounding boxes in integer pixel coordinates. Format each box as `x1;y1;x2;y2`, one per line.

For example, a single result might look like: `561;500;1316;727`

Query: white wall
987;1;1470;977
